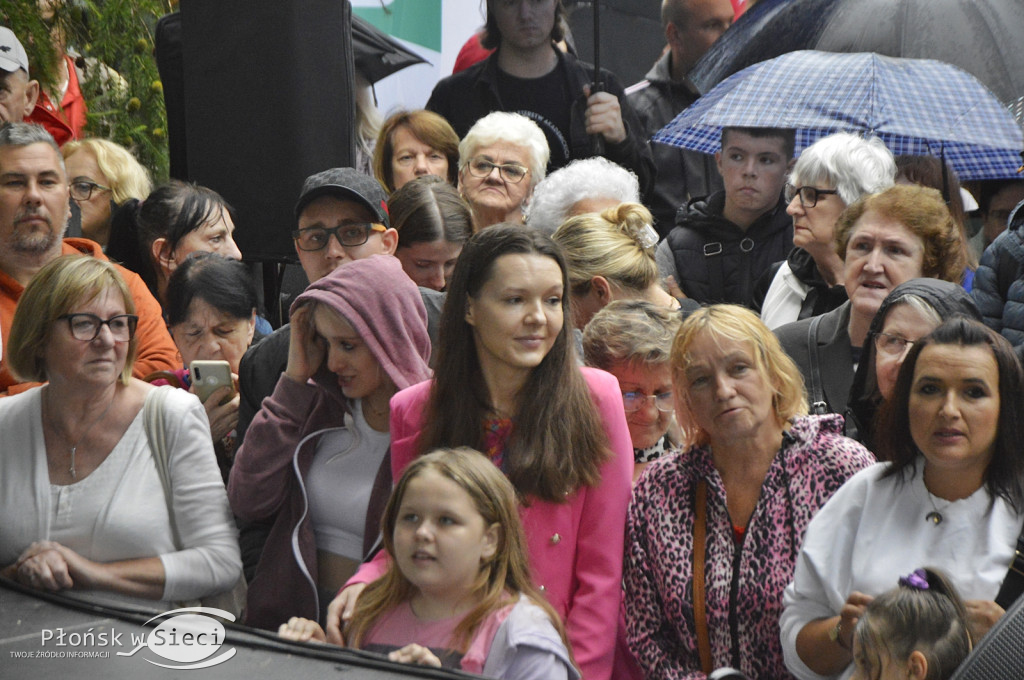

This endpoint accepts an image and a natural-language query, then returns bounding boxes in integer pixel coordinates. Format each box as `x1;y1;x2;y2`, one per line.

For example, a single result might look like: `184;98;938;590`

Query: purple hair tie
899;569;930;591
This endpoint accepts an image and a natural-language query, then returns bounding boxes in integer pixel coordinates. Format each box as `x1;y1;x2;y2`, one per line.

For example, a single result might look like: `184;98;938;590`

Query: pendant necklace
925;490;953;525
45;387;117;480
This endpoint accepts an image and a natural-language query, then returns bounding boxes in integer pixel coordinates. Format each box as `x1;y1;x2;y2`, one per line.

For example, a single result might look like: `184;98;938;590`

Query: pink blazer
349;367;633;680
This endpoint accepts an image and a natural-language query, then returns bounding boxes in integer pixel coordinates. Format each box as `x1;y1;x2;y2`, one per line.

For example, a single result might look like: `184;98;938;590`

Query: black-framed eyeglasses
291;223;387;252
57;313;138;342
873;331;917;358
69;179;112;202
784;183;839;208
466;157;529;184
622;391;674;413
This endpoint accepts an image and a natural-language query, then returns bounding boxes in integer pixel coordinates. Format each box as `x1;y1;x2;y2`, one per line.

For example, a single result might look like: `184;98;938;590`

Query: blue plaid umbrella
655;51;1024;180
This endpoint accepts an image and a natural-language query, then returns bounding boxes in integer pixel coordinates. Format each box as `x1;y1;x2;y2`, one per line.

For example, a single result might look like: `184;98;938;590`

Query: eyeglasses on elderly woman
784;183;839;208
466;157;529;184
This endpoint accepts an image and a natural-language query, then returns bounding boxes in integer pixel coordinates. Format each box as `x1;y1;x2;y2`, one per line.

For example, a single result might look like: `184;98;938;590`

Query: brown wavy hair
834;184;967;284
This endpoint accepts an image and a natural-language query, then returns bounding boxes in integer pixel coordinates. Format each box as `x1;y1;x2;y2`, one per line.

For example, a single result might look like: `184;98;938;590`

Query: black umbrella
351;14;428;84
691;0;1024;105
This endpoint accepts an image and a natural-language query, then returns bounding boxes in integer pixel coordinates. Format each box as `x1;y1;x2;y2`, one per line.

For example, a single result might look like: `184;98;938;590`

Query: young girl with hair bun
279;447;578;680
552;201;682;329
852;568;972;680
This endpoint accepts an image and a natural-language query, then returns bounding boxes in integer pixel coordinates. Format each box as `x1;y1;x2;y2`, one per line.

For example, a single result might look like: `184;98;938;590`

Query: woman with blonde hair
553;202;681;329
625;304;874;679
0;256;241;610
63;138;153;248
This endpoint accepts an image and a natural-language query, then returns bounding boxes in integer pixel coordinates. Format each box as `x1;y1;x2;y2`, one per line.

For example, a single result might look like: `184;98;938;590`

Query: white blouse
0;386;241;608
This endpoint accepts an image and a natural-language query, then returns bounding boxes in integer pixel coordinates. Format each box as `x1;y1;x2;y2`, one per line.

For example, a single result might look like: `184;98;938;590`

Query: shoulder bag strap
995;530;1024;610
693;479;713;675
144;386;183;549
805;315;829;414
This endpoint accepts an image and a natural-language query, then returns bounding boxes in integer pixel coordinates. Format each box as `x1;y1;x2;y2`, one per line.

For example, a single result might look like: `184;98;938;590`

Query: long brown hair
418;224;611;502
346;448;571;658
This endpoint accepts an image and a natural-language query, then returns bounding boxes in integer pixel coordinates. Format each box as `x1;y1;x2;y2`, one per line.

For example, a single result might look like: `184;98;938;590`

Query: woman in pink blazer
327;224;635;680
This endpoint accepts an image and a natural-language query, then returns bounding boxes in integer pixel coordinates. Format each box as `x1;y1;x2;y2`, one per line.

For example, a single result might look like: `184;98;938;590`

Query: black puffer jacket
659;191;792;305
972;201;1024;346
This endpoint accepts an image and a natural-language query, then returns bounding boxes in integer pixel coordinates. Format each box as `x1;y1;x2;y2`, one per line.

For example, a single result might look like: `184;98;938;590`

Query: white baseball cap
0;27;30;75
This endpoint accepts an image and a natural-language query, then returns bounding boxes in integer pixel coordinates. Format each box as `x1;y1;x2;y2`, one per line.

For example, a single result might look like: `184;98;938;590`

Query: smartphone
190;360;235;405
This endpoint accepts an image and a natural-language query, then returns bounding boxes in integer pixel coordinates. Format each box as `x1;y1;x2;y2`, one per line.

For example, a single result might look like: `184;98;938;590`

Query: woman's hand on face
965;599;1004;640
12;541;74;591
389;643;442;667
195;379;240;442
285;305;325;384
278;617;327;644
324;582;367;645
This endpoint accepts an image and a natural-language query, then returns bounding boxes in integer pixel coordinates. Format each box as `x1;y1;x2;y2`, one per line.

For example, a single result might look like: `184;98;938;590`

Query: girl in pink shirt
278;448;577;679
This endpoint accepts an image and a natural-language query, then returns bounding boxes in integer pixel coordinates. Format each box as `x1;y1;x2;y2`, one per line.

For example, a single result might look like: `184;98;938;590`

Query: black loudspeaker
949;591;1024;679
173;0;356;262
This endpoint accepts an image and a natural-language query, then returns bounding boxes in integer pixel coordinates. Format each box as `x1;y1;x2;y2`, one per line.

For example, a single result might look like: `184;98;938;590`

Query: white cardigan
780;461;1024;680
0;386;241;607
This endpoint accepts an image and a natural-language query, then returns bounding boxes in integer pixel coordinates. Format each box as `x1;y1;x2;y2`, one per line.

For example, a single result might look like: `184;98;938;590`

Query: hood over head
291;254;431;391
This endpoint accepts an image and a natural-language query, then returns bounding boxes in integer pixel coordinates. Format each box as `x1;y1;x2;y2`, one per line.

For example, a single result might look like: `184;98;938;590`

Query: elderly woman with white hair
755;133;896;329
526;157;640;234
457;111;550;231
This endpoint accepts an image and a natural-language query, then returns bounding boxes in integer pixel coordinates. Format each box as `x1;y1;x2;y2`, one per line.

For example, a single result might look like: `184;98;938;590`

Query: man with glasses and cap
0;122;178;395
236;167;443;448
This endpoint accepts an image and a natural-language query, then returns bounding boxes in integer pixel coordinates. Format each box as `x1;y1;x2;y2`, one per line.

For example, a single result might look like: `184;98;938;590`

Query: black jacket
626;52;722;236
751;246;848;318
661;191;792;305
426;47;655;199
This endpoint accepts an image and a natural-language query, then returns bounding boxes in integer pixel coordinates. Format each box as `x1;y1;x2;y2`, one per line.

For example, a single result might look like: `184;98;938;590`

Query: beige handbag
144;386;247;618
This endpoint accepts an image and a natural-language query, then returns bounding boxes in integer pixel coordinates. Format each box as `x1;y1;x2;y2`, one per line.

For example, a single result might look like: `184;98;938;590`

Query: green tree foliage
3;0;174;180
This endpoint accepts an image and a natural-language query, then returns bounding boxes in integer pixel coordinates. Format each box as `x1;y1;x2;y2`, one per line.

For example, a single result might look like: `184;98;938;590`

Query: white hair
526;157;640;234
458;111;550;190
790;133;896;206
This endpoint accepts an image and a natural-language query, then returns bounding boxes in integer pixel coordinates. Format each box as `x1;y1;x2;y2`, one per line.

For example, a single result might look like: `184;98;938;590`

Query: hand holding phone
190;360;236;405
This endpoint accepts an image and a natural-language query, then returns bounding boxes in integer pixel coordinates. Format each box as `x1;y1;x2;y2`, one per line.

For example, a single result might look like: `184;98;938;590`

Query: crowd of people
2;2;1024;679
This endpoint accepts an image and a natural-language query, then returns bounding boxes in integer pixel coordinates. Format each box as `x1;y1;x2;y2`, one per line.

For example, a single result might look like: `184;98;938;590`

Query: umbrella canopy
655;51;1024;181
691;0;1024;105
352;14;428;84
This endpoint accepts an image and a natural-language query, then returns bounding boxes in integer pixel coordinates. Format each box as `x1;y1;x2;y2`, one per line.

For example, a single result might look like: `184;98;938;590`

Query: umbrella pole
590;0;604;155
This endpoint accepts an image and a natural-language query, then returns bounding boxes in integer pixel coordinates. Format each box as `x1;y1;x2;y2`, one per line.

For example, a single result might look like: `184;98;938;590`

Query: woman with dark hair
781;318;1024;680
388;175;471;291
372;110;460;194
330;224;635;680
153;253;261;479
106;180;242;305
845;278;981;450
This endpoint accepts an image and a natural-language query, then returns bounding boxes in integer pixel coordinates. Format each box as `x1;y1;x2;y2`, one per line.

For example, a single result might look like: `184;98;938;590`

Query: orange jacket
0;239;180;395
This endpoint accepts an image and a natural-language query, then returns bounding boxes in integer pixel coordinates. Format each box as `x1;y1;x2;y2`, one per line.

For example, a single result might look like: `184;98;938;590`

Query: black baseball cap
294;167;389;227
